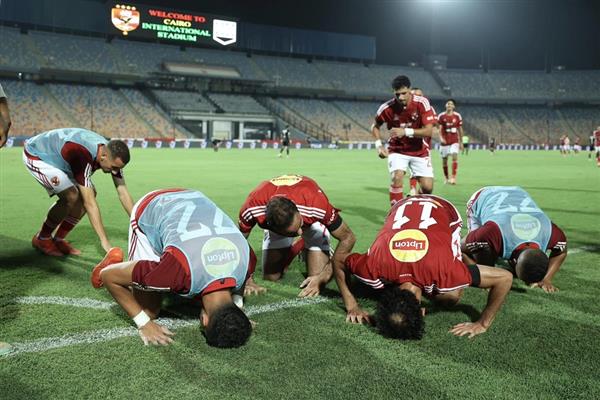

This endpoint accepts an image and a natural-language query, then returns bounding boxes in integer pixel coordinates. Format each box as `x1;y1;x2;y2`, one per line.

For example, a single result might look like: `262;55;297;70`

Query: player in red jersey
437;99;464;185
593;127;600;166
0;83;11;148
238;175;356;297
334;195;512;339
372;76;436;206
408;88;438;196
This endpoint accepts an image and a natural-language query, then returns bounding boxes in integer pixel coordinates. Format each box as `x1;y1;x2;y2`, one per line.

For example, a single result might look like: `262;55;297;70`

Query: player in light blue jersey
92;189;254;348
23;128;133;256
462;186;568;293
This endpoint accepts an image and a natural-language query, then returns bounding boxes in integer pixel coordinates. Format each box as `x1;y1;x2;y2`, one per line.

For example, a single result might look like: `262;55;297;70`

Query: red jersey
594;130;600;146
345;195;473;295
437;111;463;145
375;95;436;157
238;175;341;234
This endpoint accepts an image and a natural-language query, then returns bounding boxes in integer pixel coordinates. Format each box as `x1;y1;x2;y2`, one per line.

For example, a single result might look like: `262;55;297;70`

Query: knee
60;187;81;208
263;272;282;282
391;173;404;186
420;184;433;194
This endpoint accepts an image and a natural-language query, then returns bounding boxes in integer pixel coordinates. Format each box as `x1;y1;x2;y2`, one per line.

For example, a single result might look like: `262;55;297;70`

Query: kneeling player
239;175;356;297
92;189;254;348
334;195;512;339
462;186;567;293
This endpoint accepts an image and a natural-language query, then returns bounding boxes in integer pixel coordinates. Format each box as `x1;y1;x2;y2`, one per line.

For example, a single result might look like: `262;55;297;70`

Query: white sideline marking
12;296;114;310
568;245;599;255
2;296;329;357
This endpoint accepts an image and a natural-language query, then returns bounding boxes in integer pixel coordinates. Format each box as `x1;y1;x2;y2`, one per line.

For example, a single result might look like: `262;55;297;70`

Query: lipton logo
389;229;429;263
269;175;302;186
201;237;240;277
510;214;541;241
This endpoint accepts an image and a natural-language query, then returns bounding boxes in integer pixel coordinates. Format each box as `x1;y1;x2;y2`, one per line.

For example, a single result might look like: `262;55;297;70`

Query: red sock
409;178;417;191
443;165;449;179
282;238;305;269
452;160;458;177
390;185;403;206
39;218;60;239
55;216;81;241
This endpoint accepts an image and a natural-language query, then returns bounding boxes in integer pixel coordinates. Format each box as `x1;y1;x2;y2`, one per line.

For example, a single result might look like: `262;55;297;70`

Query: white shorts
388;152;434;178
128;197;161;262
23;151;77;196
262;221;331;252
440;143;460;158
595;146;600;153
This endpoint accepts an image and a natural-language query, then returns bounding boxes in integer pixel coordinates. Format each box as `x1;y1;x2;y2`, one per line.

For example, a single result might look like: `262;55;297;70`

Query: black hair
374;286;424;340
107;140;130;164
517;248;549;285
446;98;457;106
391;75;411;90
265;196;298;233
204;304;252;348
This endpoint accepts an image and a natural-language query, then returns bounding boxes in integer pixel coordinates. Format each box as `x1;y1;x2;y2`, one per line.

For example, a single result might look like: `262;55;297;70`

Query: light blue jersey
25;128;107;173
471;186;552;259
138;190;249;298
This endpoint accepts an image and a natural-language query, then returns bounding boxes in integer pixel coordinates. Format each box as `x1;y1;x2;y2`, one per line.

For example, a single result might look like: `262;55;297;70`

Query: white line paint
568;245;599;255
11;296;115;310
2;296;329;357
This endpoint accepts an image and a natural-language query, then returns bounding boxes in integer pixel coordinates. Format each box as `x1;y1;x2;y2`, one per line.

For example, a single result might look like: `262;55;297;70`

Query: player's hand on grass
244;277;267;296
138;321;175;346
346;307;371;324
530;280;559;293
298;275;321;297
449;321;487;338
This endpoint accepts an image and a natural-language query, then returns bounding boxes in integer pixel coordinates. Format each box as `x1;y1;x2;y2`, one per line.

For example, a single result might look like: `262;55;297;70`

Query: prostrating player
462;186;568;293
592;127;600;166
238;175;356;297
92;189;254;348
438;99;464;185
372;76;436;206
278;125;291;158
334;195;512;339
0;83;11;148
24;128;133;256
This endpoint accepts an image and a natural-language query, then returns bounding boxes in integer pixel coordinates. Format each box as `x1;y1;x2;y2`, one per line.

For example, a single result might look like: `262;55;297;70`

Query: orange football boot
91;247;124;288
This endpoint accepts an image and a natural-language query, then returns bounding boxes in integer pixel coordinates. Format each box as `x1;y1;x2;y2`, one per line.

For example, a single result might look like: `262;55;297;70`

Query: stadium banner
109;3;237;47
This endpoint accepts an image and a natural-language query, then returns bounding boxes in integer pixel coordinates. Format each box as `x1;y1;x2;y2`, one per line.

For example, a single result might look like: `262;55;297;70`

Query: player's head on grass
515;248;549;285
202;290;252;348
392;75;411;105
265;196;303;237
99;140;130;173
374;285;424;340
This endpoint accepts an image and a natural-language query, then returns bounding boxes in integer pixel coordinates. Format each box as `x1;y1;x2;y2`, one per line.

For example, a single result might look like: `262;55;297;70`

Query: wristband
133;310;151;329
405;128;415;137
374;139;383;148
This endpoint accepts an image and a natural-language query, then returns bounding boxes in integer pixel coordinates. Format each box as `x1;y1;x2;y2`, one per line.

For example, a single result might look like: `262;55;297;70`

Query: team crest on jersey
111;5;140;36
202;237;240;276
389;229;429;262
269;175;302;186
510;214;541;240
51;176;60;186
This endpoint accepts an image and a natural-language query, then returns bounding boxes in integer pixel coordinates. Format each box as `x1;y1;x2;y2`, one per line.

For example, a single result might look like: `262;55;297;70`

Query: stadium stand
0;27;40;71
252;55;333;89
207;93;269;114
153;90;216;113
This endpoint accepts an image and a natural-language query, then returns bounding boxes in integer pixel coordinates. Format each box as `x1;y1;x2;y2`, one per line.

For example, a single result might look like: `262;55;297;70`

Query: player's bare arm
531;250;567;293
101;261;174;346
111;175;134;216
78;184;112;252
450;265;512;338
390;123;433;139
458;126;464;151
333;255;371;324
371;122;388;158
0;97;11;148
241;230;267;296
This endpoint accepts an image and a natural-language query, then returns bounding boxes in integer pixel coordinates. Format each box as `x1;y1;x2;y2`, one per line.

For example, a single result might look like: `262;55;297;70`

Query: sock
55;216;81;241
39;218;60;239
452;160;458;178
282;238;305;269
443;165;449;179
389;185;403;206
409;178;417;191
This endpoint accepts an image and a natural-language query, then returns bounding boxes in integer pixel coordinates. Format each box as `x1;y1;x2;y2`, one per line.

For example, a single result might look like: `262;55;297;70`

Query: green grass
1;147;599;400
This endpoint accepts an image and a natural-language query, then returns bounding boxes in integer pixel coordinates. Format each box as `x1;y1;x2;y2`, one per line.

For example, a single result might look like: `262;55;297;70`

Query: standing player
489;137;496;154
408;88;437;196
438;99;464;184
92;189;253;348
462;134;470;155
592;127;600;166
372;76;436;206
462;186;568;293
23;128;133;256
238;175;356;297
278;125;291;158
334;195;512;339
0;83;11;148
573;136;581;153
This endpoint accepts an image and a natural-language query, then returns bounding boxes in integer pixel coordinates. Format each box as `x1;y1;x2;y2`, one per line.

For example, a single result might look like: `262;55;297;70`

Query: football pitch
1;147;599;399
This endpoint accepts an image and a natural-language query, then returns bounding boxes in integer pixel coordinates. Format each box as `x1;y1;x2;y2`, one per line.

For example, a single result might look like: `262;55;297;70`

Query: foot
91;247;124;288
449;177;456;185
409;187;417;196
444;178;449;184
32;234;63;257
54;239;82;256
